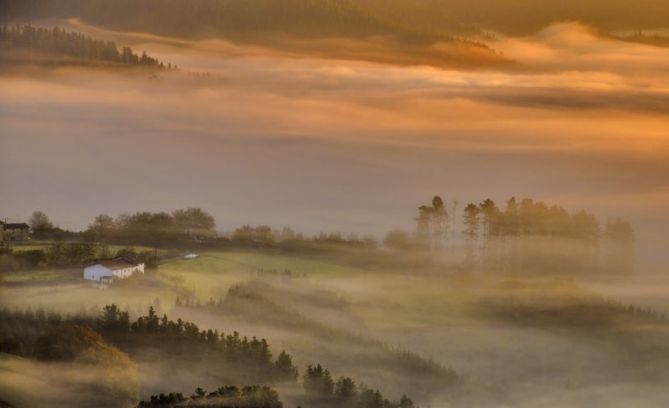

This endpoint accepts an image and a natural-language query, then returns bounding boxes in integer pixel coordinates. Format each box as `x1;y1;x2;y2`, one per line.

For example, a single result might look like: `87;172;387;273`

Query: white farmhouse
83;257;145;282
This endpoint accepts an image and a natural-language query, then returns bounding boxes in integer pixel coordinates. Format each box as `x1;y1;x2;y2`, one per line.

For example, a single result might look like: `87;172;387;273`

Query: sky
1;21;668;263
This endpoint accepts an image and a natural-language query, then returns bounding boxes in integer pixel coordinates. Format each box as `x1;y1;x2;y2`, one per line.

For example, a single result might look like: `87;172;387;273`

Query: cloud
1;21;668;262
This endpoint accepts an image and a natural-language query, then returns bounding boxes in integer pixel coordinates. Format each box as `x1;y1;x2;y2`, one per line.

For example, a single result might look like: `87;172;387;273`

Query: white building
83;257;145;282
183;253;199;260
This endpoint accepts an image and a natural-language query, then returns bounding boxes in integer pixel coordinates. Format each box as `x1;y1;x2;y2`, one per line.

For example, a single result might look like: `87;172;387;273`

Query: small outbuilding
83;257;145;282
0;221;31;241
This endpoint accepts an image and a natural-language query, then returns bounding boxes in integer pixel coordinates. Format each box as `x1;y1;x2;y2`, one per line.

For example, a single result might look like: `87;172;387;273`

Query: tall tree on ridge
431;196;448;250
462;203;481;265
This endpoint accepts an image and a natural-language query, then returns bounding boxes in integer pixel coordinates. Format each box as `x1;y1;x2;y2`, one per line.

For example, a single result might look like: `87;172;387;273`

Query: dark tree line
390;196;636;274
101;305;299;381
0;0;476;42
0;304;298;382
0;242;157;271
0;305;420;408
0;24;172;67
302;363;415;408
87;208;216;244
230;225;377;250
138;384;282;407
460;197;602;242
459;197;634;273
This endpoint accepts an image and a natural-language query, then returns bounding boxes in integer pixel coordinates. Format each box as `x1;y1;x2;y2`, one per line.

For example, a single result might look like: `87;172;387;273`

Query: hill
2;0;668;39
0;24;172;68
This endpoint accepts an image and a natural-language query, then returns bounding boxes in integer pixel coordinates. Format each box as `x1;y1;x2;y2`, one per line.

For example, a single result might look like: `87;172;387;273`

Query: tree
504;197;519;236
431;196;448;249
399;394;415;408
462;203;481;265
383;230;412;252
274;350;298;380
304;364;334;397
88;214;115;241
29;211;54;232
358;389;384;408
232;225;275;244
414;196;448;250
191;387;206;399
334;376;357;400
99;304;130;331
172;208;216;239
479;198;500;240
415;205;433;246
603;218;635;274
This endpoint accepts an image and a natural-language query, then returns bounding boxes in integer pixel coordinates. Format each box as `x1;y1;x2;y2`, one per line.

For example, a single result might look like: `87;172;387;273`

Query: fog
1;20;668;266
0;345;137;407
4;245;669;407
1;13;669;408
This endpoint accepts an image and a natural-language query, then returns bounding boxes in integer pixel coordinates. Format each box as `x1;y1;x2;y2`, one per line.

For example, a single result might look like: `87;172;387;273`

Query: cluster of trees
0;304;421;408
4;208;215;246
139;385;282;407
385;196;636;274
0;306;121;360
0;24;170;67
415;196;450;249
460;197;603;242
459;197;634;273
99;305;298;380
0;304;298;383
0;242;157;272
302;363;415;408
408;196;610;248
87;208;216;244
4;209;380;265
230;225;376;250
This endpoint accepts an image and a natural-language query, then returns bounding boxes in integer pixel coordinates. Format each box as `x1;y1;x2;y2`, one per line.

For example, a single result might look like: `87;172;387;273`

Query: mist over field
1;2;669;407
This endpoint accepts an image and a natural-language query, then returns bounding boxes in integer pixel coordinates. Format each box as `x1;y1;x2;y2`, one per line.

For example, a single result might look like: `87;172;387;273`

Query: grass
0;247;622;332
1;268;79;283
7;241;163;254
156;250;473;329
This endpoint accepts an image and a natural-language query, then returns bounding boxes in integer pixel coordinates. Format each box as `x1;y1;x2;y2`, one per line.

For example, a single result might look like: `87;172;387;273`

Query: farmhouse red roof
96;257;141;270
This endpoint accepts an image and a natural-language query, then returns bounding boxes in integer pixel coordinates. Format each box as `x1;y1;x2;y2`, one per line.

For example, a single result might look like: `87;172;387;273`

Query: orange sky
1;21;668;263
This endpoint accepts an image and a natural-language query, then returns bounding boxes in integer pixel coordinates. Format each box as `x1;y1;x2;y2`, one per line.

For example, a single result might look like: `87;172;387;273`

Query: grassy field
0;247;628;329
7;241;163;254
1;268;80;283
156;250;474;329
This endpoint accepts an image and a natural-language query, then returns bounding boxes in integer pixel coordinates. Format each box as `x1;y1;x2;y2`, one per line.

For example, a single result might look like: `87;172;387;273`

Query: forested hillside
0;24;171;67
0;0;460;40
1;0;667;40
